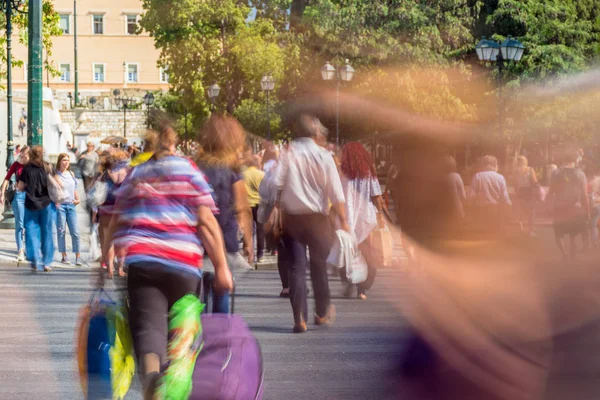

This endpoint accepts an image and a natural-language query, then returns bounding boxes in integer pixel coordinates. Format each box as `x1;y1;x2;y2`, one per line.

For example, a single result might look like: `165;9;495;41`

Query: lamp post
74;0;78;107
27;0;43;146
260;74;275;140
113;89;134;138
143;91;154;129
475;36;524;135
321;59;355;146
207;83;220;112
1;0;25;227
2;0;26;169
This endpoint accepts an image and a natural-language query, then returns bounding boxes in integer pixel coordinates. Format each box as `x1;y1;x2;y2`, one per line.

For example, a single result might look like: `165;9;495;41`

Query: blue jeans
202;272;230;314
12;191;26;252
57;203;80;254
25;204;55;270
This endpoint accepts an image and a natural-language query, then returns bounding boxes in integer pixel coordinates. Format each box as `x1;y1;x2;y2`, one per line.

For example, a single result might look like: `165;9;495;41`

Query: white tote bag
347;249;368;284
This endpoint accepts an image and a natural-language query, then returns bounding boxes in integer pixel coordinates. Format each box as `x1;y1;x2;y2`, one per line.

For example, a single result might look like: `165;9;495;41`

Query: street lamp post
207;83;220;112
113;89;134;138
321;59;355;146
1;0;25;227
260;74;275;140
2;0;26;169
143;91;155;129
475;36;524;135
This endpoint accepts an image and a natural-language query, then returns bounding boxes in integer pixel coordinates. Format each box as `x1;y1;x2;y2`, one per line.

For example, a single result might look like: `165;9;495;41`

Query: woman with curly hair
339;142;387;299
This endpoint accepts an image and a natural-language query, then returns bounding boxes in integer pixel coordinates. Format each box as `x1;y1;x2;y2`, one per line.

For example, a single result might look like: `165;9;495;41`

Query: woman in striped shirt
106;125;232;399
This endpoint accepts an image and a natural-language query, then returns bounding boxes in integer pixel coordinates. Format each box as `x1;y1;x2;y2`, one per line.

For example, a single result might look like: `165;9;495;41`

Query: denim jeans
57;203;80;254
25;204;55;270
12;191;26;252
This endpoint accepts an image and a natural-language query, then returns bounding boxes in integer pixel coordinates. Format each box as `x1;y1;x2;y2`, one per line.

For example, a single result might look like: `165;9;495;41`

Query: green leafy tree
0;0;62;83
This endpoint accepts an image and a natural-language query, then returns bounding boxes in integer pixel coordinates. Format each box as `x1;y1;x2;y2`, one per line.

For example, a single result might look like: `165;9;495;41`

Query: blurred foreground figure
383;135;600;400
107;125;233;399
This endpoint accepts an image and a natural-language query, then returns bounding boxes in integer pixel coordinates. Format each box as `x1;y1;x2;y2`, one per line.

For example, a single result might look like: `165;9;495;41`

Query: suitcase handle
197;271;236;314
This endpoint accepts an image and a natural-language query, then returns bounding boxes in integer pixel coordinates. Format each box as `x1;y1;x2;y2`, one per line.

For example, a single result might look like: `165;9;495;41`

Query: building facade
11;0;168;105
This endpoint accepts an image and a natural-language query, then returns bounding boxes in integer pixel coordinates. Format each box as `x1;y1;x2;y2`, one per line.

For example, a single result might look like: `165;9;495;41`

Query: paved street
0;264;408;400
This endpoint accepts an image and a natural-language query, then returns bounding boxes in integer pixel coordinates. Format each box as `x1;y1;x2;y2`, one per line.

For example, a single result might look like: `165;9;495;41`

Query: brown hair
100;149;128;171
29;146;44;167
196;114;247;170
56;153;71;171
20;145;30;155
143;130;158;153
154;124;179;159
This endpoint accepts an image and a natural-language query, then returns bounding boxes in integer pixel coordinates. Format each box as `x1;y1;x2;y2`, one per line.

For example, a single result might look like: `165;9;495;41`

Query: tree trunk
290;0;309;31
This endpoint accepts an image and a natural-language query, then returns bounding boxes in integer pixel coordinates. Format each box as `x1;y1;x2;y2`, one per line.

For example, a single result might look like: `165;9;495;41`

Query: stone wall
59;109;148;141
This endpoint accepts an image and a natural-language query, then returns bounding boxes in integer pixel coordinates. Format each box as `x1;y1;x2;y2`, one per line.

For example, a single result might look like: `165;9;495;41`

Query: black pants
277;239;289;289
127;262;201;364
282;213;333;323
251;206;265;259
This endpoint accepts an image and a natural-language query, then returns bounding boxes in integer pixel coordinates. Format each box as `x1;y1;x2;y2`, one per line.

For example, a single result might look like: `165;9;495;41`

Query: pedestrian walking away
17;146;55;272
275;114;350;333
0;145;30;261
106;123;233;400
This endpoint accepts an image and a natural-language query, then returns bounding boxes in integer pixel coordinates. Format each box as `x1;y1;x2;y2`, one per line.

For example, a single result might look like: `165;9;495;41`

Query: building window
93;15;104;34
93;64;105;83
59;14;70;34
126;15;138;35
160;67;169;83
60;64;71;82
126;64;138;82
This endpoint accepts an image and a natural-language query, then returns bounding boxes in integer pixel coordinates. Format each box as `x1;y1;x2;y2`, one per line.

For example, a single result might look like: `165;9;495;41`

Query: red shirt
4;161;25;182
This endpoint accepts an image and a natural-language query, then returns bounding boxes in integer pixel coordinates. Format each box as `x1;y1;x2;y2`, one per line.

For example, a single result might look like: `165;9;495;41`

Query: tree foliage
141;0;600;142
0;0;62;82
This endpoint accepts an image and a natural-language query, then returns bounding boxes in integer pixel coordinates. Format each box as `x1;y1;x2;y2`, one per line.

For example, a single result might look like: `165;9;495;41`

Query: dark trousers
127;262;201;364
251;206;265;259
282;213;333;323
277;239;289;289
83;175;94;192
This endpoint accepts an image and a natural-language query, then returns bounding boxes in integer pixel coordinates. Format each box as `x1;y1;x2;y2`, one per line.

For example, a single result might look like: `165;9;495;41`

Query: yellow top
243;166;265;208
130;152;153;167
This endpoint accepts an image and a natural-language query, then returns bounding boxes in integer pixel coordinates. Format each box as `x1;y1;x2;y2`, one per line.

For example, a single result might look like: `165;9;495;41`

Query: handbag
5;180;16;205
369;225;393;268
264;206;283;241
87;173;109;208
47;173;69;204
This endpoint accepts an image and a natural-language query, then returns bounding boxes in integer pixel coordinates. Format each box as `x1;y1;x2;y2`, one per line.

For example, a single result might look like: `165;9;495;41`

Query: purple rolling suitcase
190;272;264;400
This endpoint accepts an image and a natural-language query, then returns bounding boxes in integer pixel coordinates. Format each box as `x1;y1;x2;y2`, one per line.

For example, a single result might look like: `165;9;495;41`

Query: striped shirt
112;155;217;276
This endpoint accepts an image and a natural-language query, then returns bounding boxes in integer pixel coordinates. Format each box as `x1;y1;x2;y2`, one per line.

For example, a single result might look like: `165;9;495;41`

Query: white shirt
275;138;345;215
470;170;511;206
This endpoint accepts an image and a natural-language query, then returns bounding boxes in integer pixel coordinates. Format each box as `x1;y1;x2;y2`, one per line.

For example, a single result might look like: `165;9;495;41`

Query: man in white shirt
470;155;512;235
275;114;350;333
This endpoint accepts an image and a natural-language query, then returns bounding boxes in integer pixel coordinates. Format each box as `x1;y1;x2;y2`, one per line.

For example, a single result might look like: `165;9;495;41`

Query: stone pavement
0;264;409;400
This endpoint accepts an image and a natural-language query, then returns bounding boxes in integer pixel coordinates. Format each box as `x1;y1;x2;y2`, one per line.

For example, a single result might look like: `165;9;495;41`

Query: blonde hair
516;155;528;168
196;114;247;170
